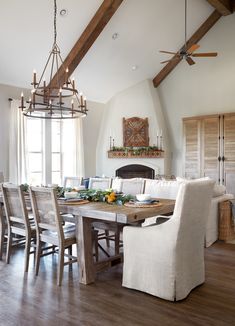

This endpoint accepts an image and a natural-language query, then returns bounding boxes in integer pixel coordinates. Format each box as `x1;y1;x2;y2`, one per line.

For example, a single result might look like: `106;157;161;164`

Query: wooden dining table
0;195;174;284
58;199;175;284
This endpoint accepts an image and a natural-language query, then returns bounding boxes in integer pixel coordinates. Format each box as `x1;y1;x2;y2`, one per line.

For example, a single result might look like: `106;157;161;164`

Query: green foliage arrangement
20;183;133;205
78;188;134;205
110;146;162;154
21;183;29;192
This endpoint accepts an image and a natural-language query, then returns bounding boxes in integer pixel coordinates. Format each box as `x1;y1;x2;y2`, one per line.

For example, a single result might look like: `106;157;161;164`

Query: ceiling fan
159;0;218;66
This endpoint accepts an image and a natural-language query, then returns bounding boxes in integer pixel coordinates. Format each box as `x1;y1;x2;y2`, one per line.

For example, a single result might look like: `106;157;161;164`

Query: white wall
83;100;105;177
158;14;235;176
96;79;171;177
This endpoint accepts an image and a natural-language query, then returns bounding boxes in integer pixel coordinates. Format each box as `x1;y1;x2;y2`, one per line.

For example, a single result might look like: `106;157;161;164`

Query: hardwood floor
0;241;235;325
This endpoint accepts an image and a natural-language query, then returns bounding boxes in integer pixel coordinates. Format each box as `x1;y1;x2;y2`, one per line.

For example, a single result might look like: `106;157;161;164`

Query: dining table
0;194;175;285
58;198;175;284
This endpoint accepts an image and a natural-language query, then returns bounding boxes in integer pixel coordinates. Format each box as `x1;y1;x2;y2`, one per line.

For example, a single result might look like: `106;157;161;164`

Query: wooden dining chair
29;186;78;286
0;183;36;272
112;178;145;196
63;176;83;189
88;177;112;190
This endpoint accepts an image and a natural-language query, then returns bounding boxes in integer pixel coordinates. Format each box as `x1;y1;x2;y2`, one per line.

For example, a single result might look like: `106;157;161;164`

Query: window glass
52;172;61;185
25;118;77;186
29;172;42;186
52;120;61;152
28;153;42;172
52;153;61;171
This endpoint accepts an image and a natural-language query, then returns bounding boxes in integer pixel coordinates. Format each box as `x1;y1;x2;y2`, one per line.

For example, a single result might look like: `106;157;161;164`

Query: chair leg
0;218;4;261
6;233;12;264
35;239;42;276
93;231;99;262
105;230;110;247
24;235;31;273
114;229;120;255
57;247;64;286
68;245;72;260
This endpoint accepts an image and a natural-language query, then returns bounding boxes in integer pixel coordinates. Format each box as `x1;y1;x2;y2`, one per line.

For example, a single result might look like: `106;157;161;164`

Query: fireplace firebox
115;164;154;179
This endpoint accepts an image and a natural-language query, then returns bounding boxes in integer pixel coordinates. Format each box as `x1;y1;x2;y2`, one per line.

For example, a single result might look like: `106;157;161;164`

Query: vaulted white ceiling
0;0;215;103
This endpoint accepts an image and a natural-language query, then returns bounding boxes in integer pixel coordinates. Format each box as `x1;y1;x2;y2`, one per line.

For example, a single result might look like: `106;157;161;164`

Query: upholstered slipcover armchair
122;179;214;301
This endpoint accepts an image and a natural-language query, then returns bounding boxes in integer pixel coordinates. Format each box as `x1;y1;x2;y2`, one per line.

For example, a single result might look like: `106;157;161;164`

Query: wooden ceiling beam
153;10;221;88
49;0;123;88
206;0;233;15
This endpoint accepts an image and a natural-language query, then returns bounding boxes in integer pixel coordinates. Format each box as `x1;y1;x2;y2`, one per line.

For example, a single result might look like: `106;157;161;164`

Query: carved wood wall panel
123;117;149;147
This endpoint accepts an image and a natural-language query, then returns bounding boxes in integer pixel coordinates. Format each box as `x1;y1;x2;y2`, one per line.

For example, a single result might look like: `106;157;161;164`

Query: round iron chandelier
19;0;88;119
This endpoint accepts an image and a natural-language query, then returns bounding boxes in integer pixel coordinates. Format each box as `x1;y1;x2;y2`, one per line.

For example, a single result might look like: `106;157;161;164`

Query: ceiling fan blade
160;60;173;64
160;55;182;64
186;57;195;65
192;52;218;57
187;44;200;54
159;50;178;55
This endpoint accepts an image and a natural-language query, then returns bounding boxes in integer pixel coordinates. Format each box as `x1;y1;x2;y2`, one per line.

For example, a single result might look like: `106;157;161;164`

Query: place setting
124;193;162;208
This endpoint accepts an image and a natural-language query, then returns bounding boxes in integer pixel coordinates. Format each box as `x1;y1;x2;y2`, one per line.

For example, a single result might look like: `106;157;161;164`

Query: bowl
136;194;151;202
64;191;78;199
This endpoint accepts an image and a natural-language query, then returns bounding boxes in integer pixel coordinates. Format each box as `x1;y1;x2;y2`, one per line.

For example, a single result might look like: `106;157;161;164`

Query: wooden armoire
183;113;235;195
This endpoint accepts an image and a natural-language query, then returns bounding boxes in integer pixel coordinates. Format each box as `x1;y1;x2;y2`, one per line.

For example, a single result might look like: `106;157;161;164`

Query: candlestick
112;138;115;149
159;135;163;151
109;136;112;150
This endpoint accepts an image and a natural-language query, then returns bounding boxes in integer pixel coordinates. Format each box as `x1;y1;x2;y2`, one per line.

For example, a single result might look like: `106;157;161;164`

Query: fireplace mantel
108;149;164;159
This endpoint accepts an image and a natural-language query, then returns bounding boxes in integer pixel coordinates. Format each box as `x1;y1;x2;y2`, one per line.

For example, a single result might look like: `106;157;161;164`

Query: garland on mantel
110;146;163;154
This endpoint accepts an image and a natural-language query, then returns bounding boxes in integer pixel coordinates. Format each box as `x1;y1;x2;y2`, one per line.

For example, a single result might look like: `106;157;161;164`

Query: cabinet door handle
218;156;221;161
222;156;225;162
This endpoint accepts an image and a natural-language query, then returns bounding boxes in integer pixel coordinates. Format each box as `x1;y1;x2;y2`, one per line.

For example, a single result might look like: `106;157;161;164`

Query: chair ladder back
88;178;112;190
63;176;83;189
1;184;30;230
29;187;64;243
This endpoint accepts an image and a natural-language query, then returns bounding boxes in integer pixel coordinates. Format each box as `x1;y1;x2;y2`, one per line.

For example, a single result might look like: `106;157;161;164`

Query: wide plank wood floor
0;241;235;326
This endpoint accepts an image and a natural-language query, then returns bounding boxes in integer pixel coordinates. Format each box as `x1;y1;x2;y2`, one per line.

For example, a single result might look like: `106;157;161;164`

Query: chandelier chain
184;0;187;49
54;0;57;45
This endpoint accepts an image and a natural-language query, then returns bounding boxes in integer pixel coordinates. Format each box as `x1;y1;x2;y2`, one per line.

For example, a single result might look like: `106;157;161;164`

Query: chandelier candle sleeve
33;70;37;85
21;93;24;109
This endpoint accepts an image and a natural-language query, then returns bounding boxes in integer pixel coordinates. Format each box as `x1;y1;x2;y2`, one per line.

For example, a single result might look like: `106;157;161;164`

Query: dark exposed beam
153;10;221;88
207;0;233;15
49;0;123;88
